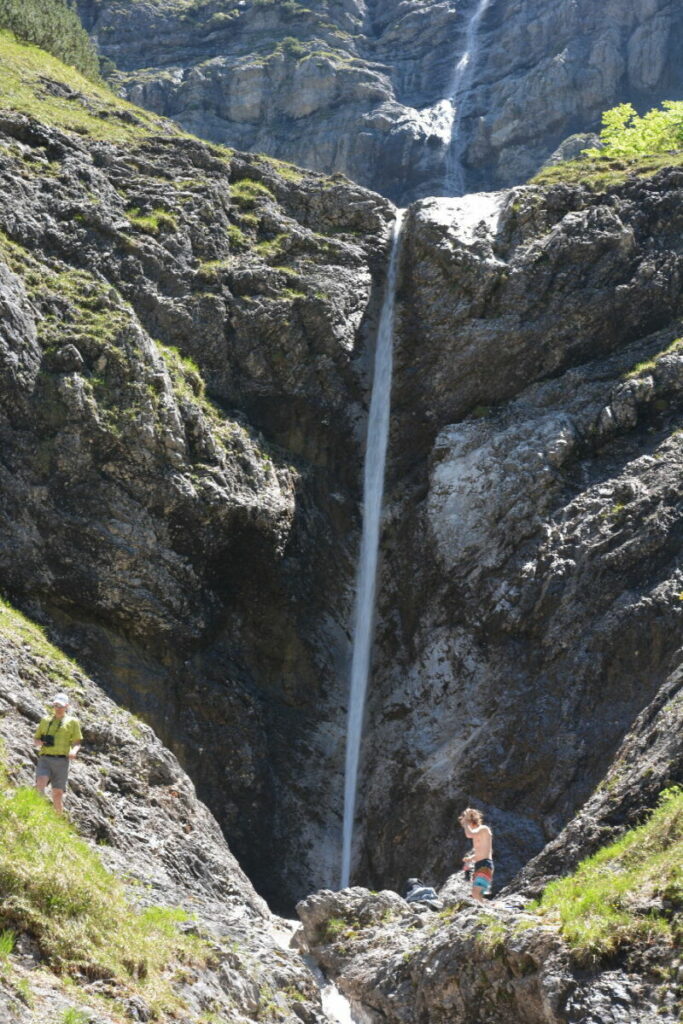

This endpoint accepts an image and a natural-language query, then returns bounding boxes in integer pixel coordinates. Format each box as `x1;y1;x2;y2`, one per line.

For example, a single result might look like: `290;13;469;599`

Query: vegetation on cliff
585;101;683;159
0;0;100;79
0;30;180;144
0;782;205;996
0;599;207;1011
532;787;682;965
533;100;683;189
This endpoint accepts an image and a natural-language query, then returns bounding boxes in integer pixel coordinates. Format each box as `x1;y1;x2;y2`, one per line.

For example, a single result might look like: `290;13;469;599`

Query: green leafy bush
0;0;100;80
584;101;683;159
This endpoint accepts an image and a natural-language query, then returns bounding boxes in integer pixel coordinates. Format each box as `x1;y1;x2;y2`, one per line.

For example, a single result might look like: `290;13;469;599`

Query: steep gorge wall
76;0;683;202
353;174;683;891
2;22;683;927
0;78;393;908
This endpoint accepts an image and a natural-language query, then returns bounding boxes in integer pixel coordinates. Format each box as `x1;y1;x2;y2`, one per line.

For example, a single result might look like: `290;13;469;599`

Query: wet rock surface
74;0;683;201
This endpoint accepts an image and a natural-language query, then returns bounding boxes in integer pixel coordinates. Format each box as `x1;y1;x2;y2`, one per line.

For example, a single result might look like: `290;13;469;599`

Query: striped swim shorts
473;858;494;894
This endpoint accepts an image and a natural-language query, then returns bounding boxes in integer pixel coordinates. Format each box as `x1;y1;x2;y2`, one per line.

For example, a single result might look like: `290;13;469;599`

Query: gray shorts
36;755;70;791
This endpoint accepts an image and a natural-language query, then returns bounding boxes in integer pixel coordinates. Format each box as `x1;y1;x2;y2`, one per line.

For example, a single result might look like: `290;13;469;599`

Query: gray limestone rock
75;0;683;201
0;108;393;909
354;172;683;896
0;624;329;1024
296;884;679;1023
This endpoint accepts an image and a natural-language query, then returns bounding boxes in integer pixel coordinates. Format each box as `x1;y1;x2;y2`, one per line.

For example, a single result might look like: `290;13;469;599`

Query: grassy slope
532;149;683;190
0;29;183;144
0;599;207;1019
532;788;682;965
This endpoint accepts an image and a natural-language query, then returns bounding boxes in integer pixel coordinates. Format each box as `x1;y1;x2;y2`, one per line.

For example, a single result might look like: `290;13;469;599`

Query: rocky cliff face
355;172;683;893
2;22;683;1002
0;601;330;1024
293;669;682;1023
0;39;393;909
75;0;683;202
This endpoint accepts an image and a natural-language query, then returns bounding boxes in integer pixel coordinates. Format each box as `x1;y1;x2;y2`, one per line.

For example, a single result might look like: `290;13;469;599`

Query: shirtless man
459;807;493;902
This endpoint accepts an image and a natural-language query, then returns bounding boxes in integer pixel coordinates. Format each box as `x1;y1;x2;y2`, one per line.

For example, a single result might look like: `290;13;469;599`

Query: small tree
584;101;683;159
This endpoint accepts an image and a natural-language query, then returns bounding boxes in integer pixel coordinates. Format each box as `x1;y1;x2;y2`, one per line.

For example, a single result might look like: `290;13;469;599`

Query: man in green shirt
34;693;83;814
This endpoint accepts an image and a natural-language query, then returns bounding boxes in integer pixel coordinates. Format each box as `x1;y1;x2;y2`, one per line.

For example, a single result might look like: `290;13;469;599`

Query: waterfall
340;209;405;889
444;0;492;195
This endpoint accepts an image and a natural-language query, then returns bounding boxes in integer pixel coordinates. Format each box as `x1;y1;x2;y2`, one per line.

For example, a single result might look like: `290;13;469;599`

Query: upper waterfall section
80;0;683;203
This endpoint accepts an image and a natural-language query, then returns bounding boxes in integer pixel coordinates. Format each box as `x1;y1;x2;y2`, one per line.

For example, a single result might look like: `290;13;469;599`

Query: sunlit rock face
76;0;683;201
355;176;683;893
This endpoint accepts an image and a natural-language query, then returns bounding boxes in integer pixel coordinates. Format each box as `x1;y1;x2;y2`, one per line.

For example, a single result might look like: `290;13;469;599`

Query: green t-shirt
35;715;83;757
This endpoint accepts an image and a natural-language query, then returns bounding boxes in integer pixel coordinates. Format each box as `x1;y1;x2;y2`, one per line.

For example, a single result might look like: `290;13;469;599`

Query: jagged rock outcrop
294;673;682;1023
509;661;683;898
354;172;683;892
0;609;329;1023
0;55;393;909
74;0;683;201
296;881;680;1024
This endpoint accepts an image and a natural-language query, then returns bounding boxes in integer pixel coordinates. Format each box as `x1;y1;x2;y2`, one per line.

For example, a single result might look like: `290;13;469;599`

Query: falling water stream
445;0;492;194
340;209;405;889
338;0;492;892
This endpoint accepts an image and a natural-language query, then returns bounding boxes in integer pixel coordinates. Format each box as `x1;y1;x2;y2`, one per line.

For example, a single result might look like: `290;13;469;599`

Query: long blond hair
458;807;483;827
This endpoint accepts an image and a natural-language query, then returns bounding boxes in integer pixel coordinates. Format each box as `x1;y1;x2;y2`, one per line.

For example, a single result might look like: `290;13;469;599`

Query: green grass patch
230;178;275;210
125;206;178;236
0;30;181;144
156;341;205;400
622;337;683;379
474;912;507;954
531;787;683;965
0;776;207;1007
0;598;81;692
260;155;305;182
227;223;250;250
59;1010;89;1024
532;149;683;191
255;232;288;258
532;148;683;192
0;927;15;959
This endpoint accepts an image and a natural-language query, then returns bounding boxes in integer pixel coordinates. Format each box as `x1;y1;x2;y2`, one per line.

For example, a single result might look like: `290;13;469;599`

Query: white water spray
444;0;492;194
340;209;405;889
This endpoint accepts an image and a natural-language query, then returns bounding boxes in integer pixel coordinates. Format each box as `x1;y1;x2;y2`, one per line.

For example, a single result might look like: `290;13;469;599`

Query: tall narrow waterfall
340;210;405;889
445;0;492;195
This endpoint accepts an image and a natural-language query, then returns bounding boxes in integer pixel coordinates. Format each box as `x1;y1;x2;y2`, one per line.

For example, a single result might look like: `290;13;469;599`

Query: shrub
280;35;307;58
0;0;100;80
584;101;683;159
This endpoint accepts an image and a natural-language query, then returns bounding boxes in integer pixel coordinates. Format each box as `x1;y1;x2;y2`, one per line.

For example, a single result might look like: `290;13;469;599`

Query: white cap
50;693;70;707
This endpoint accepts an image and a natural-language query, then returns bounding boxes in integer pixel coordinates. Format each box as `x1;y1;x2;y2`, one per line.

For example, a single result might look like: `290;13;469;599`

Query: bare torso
468;825;493;860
